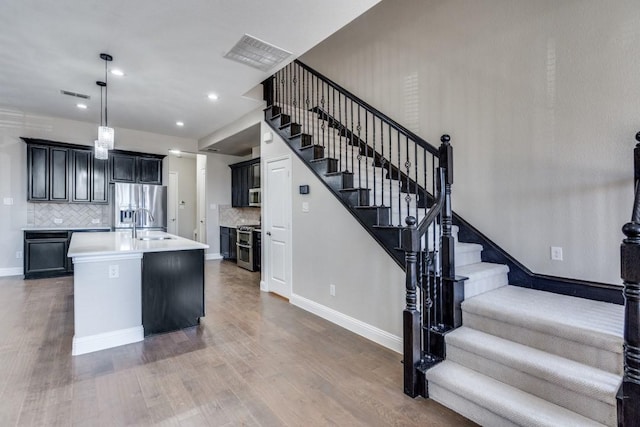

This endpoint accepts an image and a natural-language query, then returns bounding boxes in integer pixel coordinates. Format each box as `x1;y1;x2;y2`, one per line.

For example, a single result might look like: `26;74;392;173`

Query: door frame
168;171;179;235
262;154;292;298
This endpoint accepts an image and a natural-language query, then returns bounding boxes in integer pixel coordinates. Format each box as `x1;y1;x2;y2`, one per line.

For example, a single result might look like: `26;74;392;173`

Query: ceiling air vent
60;90;90;100
224;34;291;72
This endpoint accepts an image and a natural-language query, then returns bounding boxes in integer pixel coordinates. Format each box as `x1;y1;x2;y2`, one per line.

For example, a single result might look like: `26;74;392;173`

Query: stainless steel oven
236;227;254;271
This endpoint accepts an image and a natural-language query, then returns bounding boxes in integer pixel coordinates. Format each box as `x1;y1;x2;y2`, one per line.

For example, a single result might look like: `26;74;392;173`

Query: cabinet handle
266;231;271;236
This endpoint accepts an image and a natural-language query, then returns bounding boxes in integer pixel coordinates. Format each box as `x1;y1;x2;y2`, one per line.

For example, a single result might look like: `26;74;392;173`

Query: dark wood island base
141;249;205;336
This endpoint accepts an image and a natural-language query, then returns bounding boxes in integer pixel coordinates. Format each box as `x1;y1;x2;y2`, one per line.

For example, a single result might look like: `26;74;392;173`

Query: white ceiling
0;0;379;143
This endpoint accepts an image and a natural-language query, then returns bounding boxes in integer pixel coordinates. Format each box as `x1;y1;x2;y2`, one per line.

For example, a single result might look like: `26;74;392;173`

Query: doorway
264;155;292;298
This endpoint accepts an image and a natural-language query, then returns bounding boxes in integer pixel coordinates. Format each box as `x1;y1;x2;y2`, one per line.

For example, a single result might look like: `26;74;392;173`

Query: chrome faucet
132;208;154;239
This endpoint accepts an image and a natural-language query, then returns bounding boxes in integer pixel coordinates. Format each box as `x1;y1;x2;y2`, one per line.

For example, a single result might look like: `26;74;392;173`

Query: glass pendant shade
98;125;114;150
94;140;109;160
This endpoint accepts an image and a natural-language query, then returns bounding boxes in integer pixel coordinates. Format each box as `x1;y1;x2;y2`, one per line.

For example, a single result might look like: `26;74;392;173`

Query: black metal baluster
380;120;385;211
388;125;392;223
415;142;419;221
338;91;342;171
365;113;369;197
357;106;362;189
350;99;354;174
372;116;376;206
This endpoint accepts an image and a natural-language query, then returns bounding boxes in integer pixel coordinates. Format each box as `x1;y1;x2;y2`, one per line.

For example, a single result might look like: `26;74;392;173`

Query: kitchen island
67;230;208;355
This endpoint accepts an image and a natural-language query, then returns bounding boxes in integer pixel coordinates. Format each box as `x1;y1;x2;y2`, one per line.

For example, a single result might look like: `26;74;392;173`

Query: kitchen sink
137;236;176;241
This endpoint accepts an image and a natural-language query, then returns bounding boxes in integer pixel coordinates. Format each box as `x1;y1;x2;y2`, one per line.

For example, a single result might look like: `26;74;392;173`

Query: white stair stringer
445;327;620;426
426;361;606;427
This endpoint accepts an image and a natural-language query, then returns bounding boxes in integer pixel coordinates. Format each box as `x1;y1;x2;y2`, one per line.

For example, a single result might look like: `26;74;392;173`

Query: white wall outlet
210;204;217;210
108;264;119;279
91;218;101;224
15;251;22;259
551;246;563;261
3;197;13;205
302;202;310;213
263;131;273;143
329;284;336;296
53;218;63;224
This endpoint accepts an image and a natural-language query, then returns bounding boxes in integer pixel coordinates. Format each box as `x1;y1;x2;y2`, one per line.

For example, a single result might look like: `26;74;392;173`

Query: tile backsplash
219;205;260;227
27;203;110;228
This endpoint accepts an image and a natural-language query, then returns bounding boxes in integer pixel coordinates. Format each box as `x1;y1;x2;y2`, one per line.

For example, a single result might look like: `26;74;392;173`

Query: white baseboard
0;267;23;277
205;253;223;260
290;293;402;354
260;280;268;292
72;325;144;356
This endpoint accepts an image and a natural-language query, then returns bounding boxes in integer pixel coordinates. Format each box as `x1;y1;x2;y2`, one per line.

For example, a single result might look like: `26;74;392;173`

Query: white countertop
23;226;112;231
68;230;209;258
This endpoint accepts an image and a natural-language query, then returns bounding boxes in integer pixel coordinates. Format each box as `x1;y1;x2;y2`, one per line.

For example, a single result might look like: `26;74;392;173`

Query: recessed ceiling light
176;121;184;127
110;69;125;77
208;93;218;101
77;103;88;109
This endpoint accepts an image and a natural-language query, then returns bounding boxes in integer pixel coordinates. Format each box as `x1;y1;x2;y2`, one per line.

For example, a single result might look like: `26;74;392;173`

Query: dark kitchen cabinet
24;229;109;279
111;153;163;184
220;226;237;260
137;157;162;184
253;229;261;271
27;144;69;202
24;231;69;279
230;158;260;207
71;149;109;204
110;153;137;183
141;249;205;336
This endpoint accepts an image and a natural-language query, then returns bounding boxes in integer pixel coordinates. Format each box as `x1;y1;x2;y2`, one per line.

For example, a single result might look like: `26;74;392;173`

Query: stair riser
427;384;517;427
461;312;622;375
324;173;354;191
455;249;482;268
447;345;616;426
462;273;508;299
299;145;324;162
353;207;391;227
340;189;369;207
309;158;338;175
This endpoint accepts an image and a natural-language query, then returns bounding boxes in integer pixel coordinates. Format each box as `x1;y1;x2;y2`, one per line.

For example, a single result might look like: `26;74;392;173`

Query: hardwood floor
0;260;475;426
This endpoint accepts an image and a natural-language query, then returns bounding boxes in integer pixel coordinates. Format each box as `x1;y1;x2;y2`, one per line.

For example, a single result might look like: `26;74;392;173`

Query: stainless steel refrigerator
112;183;167;231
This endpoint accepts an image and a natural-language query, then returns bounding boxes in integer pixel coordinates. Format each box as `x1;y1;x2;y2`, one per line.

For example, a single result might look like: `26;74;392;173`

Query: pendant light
95;53;114;160
94;80;109;160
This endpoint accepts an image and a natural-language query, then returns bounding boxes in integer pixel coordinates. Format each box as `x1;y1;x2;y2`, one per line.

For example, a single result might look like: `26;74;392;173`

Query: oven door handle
236;243;252;249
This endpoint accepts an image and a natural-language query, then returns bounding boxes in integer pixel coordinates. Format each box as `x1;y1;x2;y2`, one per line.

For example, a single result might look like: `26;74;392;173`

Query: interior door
265;157;291;298
168;172;178;234
197;167;206;243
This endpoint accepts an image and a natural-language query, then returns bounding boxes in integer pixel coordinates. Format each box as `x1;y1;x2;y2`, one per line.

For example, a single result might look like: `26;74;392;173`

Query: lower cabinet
24;229;109;279
141;250;205;336
220;226;237;260
24;231;69;279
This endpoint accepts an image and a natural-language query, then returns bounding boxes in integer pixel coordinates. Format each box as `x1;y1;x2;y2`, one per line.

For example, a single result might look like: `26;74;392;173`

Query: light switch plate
302;202;309;213
91;218;101;224
3;197;13;205
53;218;63;224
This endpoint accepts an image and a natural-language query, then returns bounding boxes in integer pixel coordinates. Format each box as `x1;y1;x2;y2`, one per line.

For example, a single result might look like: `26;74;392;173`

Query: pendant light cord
104;58;108;127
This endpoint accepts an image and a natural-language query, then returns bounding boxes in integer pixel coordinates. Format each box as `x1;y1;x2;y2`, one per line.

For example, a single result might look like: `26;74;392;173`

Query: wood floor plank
0;260;475;426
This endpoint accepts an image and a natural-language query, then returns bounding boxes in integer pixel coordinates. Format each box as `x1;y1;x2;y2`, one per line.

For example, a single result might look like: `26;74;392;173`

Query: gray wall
300;0;640;285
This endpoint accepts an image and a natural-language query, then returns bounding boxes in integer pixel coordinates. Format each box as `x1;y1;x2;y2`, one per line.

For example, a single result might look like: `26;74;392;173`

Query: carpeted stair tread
462;286;623;356
445;327;619;424
426;361;606;427
455;262;509;298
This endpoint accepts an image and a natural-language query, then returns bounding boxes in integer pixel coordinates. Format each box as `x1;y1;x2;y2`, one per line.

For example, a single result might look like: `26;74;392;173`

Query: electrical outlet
91;218;100;224
551;246;563;261
329;284;336;296
53;218;63;224
15;251;22;259
3;197;13;205
302;202;310;213
108;264;119;279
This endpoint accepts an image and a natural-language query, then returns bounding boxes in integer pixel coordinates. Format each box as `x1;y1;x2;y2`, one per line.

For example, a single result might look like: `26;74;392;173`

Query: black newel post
439;135;455;279
402;216;422;398
438;135;465;330
617;133;640;427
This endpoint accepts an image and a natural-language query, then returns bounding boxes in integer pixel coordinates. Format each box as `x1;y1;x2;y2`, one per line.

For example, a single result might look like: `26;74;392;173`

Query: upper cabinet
230;157;260;208
70;149;109;204
110;153;163;184
27;144;69;202
23;138;165;203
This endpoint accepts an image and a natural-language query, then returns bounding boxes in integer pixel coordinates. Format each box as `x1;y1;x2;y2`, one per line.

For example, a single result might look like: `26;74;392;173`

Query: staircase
262;60;635;426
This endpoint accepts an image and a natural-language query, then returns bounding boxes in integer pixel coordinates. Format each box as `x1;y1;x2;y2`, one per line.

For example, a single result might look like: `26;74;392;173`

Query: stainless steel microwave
248;188;261;207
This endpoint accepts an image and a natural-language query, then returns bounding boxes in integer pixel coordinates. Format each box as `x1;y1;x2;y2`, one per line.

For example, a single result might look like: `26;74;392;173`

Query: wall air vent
60;90;90;100
224;34;291;72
